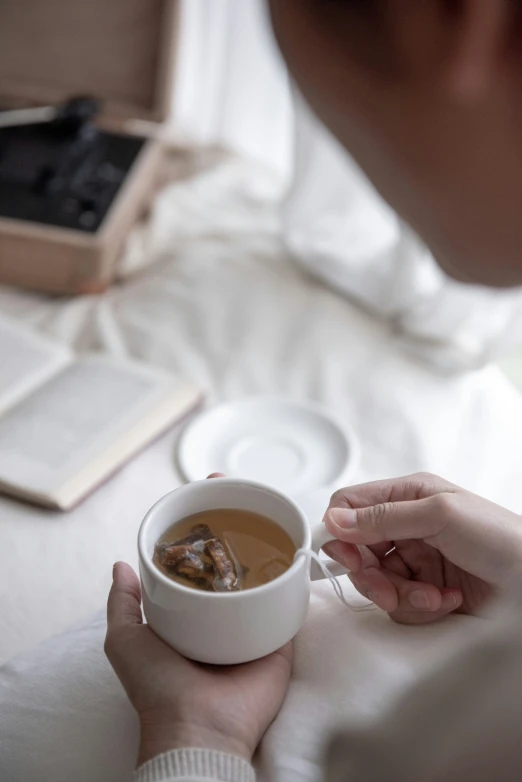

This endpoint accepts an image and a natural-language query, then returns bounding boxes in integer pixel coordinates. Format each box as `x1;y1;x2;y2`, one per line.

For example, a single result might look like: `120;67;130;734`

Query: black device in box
0;0;178;295
0;99;146;234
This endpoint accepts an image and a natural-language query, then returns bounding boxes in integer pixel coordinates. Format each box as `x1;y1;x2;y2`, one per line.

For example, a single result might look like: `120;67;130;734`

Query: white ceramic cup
138;478;338;665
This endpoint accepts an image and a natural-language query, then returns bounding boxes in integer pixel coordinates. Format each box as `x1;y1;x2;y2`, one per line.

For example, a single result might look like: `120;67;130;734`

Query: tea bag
155;524;241;592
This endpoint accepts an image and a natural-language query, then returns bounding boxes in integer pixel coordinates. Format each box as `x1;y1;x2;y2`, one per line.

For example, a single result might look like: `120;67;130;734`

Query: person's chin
434;252;522;289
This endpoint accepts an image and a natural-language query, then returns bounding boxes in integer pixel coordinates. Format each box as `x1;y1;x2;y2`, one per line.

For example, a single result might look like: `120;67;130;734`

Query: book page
0;355;195;501
0;317;71;414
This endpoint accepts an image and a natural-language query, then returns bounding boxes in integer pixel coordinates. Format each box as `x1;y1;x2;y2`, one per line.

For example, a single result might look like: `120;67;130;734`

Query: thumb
107;561;143;632
324;494;452;546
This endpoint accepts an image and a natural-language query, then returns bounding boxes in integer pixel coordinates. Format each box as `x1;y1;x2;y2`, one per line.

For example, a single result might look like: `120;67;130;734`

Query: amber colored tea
154;508;296;592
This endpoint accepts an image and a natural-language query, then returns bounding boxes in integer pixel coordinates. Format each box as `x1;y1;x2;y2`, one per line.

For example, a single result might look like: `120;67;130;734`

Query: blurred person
105;3;522;780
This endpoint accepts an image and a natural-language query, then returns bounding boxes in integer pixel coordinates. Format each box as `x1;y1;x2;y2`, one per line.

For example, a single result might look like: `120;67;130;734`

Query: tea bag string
294;548;376;613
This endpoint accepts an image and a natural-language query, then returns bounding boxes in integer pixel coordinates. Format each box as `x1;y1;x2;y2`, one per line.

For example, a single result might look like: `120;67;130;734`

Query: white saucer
177;397;359;497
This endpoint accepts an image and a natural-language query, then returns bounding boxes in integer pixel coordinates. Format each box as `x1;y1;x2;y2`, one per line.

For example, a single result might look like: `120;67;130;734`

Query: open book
0;317;202;510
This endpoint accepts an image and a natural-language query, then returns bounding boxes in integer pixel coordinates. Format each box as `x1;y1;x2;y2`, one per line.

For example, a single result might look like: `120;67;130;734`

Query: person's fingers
389;588;463;625
392;539;446;589
107;561;143;632
324;492;456;546
381;549;412;579
252;641;293;673
327;473;455;512
348;567;400;612
349;566;463;622
367;542;396;561
207;472;226;479
326;485;522;588
386;569;444;612
323;540;392;574
322;540;364;571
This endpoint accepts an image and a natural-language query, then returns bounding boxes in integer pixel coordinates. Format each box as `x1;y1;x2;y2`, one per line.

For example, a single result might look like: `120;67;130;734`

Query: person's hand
105;474;292;767
105;563;291;766
322;473;522;624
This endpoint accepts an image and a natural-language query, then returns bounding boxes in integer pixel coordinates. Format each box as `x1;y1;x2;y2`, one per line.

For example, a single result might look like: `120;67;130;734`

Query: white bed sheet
1;154;522;668
0;585;479;782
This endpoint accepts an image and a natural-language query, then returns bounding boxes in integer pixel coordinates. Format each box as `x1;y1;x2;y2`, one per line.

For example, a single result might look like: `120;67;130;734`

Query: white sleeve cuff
134;748;256;782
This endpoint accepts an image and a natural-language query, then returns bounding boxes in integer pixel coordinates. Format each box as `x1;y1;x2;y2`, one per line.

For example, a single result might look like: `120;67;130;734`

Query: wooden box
0;0;179;295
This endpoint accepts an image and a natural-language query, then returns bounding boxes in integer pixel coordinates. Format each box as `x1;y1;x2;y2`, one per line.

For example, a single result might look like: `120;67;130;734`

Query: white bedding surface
0;585;478;782
1;154;522;666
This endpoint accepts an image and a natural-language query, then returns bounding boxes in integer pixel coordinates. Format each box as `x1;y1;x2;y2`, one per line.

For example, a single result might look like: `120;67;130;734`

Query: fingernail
409;590;431;609
448;592;459;609
112;562;118;578
329;508;357;531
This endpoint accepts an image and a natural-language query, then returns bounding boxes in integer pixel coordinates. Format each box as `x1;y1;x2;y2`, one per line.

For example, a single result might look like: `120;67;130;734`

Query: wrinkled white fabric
0;583;477;782
131;585;522;782
1;153;522;782
1;153;522;668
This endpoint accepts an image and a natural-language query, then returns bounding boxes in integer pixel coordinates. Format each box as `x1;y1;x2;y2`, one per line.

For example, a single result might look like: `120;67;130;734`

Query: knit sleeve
134;748;256;782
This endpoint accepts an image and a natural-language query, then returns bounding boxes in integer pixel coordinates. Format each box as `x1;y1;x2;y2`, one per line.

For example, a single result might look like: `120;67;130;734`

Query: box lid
0;0;179;124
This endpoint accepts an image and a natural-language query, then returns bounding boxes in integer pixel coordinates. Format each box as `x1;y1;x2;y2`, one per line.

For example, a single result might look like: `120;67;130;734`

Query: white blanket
0;585;477;782
1;153;522;691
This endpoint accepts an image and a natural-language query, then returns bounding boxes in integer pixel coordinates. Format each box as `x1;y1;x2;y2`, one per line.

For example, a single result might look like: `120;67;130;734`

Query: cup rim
138;478;312;600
